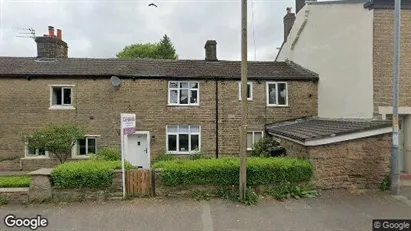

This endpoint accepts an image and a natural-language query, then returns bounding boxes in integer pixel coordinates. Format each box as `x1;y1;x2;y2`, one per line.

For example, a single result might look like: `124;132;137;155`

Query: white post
121;119;126;199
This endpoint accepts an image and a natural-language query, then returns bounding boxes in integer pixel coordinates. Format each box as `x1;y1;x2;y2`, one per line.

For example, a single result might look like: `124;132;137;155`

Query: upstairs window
168;81;199;106
238;82;253;101
266;82;288;106
52;87;72;106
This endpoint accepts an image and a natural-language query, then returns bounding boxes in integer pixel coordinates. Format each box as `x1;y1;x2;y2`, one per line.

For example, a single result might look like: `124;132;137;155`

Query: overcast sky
0;0;313;61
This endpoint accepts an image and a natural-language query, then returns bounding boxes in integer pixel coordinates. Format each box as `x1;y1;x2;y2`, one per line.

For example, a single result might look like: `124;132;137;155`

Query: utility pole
391;0;401;195
239;0;248;201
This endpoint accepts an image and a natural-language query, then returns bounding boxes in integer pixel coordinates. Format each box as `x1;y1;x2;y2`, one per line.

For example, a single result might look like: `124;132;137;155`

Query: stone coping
0;188;29;192
27;168;53;176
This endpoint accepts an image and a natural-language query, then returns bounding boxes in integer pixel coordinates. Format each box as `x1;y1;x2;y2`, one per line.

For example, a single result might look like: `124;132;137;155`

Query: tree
156;34;178;59
24;124;85;164
116;34;178;59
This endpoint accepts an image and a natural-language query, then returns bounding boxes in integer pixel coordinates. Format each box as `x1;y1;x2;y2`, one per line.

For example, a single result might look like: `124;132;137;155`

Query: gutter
215;79;219;158
0;74;319;81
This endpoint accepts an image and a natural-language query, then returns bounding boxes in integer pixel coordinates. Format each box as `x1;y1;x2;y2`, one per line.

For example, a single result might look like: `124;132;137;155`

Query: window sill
167;152;196;155
21;156;50;160
167;104;200;107
49;105;75;110
266;104;289;107
72;155;91;159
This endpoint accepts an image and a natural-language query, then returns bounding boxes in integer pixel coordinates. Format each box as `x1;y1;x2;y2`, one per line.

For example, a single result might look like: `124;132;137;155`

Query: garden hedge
51;160;133;189
153;157;313;186
0;176;31;188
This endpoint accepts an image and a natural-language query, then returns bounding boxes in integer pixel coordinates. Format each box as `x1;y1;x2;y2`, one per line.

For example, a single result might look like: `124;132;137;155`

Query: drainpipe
215;79;219;159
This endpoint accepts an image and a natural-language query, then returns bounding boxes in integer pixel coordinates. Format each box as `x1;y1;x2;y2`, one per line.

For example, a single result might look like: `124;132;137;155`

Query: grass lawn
0;176;31;188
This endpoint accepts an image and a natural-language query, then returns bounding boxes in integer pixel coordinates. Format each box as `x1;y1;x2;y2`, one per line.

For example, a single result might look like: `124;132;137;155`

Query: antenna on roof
13;27;36;40
111;76;121;87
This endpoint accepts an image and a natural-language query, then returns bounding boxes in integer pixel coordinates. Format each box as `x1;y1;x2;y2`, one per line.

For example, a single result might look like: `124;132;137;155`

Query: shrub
51;160;133;188
0;176;31;188
97;148;121;161
153;157;313;186
154;153;176;162
251;138;280;157
380;175;391;191
266;182;318;200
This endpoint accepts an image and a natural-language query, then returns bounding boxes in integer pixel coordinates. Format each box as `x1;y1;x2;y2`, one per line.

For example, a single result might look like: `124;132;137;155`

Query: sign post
120;113;136;199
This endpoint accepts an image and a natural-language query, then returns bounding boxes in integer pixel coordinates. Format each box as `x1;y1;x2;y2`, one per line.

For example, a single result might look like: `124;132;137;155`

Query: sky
0;0;317;61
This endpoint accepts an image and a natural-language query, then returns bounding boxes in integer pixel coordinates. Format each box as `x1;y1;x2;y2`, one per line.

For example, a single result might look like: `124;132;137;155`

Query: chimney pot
48;26;55;37
204;40;217;61
286;7;292;14
57;29;62;40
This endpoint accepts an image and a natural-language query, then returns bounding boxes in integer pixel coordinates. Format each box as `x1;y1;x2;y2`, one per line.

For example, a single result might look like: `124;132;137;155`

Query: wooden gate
126;169;153;197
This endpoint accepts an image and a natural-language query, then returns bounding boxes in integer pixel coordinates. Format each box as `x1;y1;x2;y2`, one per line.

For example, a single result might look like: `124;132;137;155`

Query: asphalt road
0;191;410;231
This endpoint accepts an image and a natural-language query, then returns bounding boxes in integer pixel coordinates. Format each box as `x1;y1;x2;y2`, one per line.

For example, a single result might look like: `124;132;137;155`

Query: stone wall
0;188;29;204
0;78;317;170
275;134;391;190
373;9;411;116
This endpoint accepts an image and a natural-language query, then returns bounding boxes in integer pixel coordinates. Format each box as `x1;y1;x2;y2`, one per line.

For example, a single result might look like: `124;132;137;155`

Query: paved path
0;191;410;231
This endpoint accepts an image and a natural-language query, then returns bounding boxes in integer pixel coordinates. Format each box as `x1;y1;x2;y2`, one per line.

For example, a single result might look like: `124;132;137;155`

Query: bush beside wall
51;160;132;189
153;157;313;186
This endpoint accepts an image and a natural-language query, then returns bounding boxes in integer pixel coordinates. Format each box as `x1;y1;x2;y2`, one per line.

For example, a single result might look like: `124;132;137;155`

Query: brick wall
373;9;411;117
275;134;391;190
0;78;317;170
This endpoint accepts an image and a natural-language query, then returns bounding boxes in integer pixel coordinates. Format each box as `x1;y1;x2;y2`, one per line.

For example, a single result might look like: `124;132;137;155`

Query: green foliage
97;148;121;161
189;151;211;160
156;34;178;59
0;176;31;188
154;153;176;162
215;185;259;205
380;175;391;191
116;34;178;59
24;124;85;163
51;160;133;189
192;190;210;201
0;197;7;206
153;157;313;186
266;182;318;201
251;138;280;157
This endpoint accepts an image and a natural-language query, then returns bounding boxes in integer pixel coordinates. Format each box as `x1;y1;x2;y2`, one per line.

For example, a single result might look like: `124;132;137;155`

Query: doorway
126;132;151;169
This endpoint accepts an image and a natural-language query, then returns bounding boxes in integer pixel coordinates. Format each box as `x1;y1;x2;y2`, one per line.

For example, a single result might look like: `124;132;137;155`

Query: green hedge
153;157;313;186
51;160;133;189
0;176;31;188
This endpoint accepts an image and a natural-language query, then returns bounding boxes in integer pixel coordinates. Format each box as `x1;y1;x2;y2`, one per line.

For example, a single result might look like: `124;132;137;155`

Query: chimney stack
283;7;296;43
204;40;217;61
35;26;68;58
57;29;62;40
48;26;55;37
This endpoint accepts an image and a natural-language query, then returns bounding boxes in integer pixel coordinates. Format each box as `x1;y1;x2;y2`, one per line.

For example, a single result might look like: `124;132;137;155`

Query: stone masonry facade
373;9;411;117
0;78;317;171
278;134;391;190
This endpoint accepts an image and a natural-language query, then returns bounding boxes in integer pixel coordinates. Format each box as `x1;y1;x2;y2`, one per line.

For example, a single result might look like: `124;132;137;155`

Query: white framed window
266;82;288;106
166;125;201;154
247;131;264;150
24;142;49;158
238;82;253;101
168;81;199;106
73;136;98;157
49;84;75;110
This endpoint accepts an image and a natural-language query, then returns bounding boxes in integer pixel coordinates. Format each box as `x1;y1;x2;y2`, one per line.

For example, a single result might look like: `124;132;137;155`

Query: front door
126;133;150;169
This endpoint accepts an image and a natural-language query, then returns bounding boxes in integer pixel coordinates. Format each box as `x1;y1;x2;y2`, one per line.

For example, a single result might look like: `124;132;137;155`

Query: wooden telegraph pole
239;0;248;202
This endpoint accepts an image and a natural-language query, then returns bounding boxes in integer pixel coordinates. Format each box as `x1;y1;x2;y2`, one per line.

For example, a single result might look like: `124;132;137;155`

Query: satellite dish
111;76;121;87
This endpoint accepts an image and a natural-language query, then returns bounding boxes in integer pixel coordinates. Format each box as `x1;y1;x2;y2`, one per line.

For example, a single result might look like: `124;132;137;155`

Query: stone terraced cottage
0;26;319;171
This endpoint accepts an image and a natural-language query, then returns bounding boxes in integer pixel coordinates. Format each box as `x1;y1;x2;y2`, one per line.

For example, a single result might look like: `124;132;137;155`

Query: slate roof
266;117;391;142
0;57;318;80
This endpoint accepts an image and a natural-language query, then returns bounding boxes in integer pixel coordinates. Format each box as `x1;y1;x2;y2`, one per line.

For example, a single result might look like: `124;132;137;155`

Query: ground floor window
247;131;263;150
75;136;97;156
25;142;48;158
166;125;200;154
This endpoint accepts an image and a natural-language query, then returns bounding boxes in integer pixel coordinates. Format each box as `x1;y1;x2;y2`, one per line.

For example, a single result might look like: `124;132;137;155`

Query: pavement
0;190;410;231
